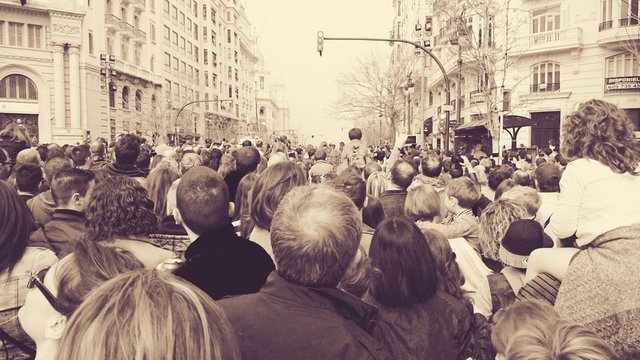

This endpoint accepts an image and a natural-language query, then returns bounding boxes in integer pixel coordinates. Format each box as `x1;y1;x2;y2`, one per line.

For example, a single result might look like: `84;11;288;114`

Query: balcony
133;28;146;43
105;14;122;31
121;22;135;38
530;83;560;93
597;19;640;49
513;27;582;56
132;0;145;11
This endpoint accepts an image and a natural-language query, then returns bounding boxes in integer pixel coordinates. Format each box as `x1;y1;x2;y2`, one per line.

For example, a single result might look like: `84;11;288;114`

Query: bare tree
333;52;414;145
615;9;640;68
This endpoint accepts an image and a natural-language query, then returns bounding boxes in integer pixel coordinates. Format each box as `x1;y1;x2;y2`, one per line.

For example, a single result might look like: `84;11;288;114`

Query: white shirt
547;158;640;247
536;191;559;228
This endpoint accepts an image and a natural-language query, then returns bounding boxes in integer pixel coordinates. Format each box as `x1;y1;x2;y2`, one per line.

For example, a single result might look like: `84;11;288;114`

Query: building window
180;12;185;28
164;52;170;71
620;0;639;26
27;25;42;48
150;55;155;72
122;86;129;109
180;36;185;53
212;74;217;88
260;76;264;90
107;36;113;55
0;74;38;100
88;32;94;54
605;52;640;84
228;85;232;98
163;0;169;16
134;48;141;66
163;25;170;42
194;24;198;40
212;51;217;67
532;7;560;33
173;56;179;71
193;0;198;17
211;30;216;45
172;31;178;48
227;29;231;43
135;90;142;111
121;38;128;61
203;4;207;19
165;80;171;101
150;23;156;42
531;62;560;92
150;0;155;12
8;22;23;47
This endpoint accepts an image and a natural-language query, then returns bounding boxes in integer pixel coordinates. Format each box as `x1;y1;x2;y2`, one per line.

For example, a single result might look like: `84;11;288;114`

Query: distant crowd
1;98;639;360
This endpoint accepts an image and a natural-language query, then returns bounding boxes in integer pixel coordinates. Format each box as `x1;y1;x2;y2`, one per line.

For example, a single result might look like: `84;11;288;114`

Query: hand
394;134;408;149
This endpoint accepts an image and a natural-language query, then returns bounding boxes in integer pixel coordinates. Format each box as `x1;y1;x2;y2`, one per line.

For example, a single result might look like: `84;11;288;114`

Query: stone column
52;44;66;129
68;45;81;130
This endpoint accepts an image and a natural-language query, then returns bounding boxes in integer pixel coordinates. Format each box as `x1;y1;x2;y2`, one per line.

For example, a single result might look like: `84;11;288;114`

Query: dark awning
454;119;489;131
503;115;537;128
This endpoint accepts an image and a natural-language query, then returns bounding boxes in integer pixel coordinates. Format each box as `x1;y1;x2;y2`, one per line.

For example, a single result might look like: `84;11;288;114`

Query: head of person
500;185;541;217
114;134;141;165
504;319;617;360
363;161;382;181
488;169;511;192
329;172;366;210
233;146;260;173
512;170;531;187
70;145;90;168
136;150;151;170
404;183;443;223
562;99;640;174
535;163;561;193
46;145;65;160
55;269;240;360
449;162;464;178
366;171;388;198
174;167;231;236
208;148;223;171
271;185;361;287
337;246;371;298
51;168;95;213
0;148;11;180
390;160;416;190
478;199;529;261
179;152;203;176
494;178;517;200
16;148;42;166
89;140;105;157
445;177;481;212
0;123;31;145
423;229;465;300
313;148;327;161
491;300;560;357
18;239;144;355
348;128;363;141
369;218;438;307
250;161;307;231
85;176;157;242
499;219;553;269
147;166;180;219
0;180;36;274
15;163;42;194
421;155;444;178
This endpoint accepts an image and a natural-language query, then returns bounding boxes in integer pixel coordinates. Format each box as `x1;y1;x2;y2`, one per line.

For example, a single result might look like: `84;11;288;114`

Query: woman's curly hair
85;176;158;242
562;99;640;174
478;199;529;261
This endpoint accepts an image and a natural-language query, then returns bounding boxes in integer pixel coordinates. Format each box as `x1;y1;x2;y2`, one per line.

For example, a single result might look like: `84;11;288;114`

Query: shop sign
604;76;640;93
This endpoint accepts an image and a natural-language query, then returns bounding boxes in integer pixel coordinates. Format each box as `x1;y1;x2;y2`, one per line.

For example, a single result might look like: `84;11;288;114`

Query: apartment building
392;0;640;152
0;0;265;144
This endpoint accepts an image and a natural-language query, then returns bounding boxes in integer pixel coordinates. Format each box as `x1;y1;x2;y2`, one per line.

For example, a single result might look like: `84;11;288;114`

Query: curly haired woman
85;176;173;268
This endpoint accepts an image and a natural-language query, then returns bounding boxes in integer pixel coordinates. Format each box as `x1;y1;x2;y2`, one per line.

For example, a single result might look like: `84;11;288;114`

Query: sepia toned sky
245;0;394;144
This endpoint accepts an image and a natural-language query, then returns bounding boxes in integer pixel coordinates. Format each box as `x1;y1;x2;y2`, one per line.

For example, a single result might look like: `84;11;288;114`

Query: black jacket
173;223;275;300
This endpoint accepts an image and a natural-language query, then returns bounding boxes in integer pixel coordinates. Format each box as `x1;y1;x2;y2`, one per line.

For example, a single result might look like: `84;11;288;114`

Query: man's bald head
90;140;105;156
391;160;416;190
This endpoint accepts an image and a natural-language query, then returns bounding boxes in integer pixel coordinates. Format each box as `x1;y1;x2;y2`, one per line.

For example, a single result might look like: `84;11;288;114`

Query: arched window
531;62;560;92
122;86;129;109
0;74;38;100
605;53;640;78
135;90;142;111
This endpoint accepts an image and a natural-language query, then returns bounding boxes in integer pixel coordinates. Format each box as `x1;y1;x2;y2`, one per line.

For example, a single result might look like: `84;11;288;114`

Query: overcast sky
244;0;394;144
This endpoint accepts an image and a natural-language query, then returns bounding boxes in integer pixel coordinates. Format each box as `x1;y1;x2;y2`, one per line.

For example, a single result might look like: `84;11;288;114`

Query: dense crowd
0;98;639;360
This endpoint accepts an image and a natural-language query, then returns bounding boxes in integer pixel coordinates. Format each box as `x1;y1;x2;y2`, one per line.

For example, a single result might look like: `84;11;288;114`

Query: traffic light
317;31;324;56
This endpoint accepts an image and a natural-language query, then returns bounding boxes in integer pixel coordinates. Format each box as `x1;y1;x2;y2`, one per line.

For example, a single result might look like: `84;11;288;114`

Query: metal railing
530;83;560;93
619;18;639;27
599;20;613;31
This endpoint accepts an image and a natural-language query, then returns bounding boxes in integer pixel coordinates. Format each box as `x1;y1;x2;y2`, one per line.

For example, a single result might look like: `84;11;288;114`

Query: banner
605;76;640;93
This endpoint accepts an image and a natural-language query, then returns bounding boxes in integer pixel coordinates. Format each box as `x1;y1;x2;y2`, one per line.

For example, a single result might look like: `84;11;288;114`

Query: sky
244;0;394;145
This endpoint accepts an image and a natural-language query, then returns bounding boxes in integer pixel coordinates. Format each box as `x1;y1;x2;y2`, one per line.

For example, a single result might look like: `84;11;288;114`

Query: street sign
442;104;454;112
448;119;458;126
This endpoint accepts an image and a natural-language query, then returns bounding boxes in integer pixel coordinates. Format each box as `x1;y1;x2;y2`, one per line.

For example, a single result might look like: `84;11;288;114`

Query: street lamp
403;74;415;134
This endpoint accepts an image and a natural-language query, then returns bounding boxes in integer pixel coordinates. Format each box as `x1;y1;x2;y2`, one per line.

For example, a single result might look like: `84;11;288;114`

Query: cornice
0;54;53;63
49;9;85;20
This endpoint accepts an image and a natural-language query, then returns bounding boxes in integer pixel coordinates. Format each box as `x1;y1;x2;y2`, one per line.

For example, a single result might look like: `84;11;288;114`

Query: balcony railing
619;18;639;27
599;20;613;31
134;28;146;42
121;22;135;37
105;14;122;30
515;27;582;50
530;83;560;93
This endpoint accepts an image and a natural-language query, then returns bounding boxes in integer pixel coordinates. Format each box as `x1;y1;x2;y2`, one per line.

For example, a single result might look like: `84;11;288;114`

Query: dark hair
494;178;517;200
348;128;363;140
369;218;438;307
146;166;179;219
0;181;36;274
70;145;90;167
314;148;327;161
488;170;511;191
177;166;229;234
233;146;260;173
136;150;151;169
390;160;416;189
234;173;258;238
423;229;465;300
364;161;382;180
51;168;95;207
329;172;366;209
199;150;212;167
562;99;640;174
114;134;141;165
250;161;307;230
36;144;49;162
15;163;42;193
421;156;443;177
86;176;158;241
47;145;66;160
208;148;222;171
43;156;73;184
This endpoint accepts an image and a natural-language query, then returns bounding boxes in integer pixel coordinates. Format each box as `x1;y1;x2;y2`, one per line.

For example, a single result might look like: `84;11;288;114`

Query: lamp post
403;74;415;134
100;54;116;142
174;98;233;145
318;34;452;152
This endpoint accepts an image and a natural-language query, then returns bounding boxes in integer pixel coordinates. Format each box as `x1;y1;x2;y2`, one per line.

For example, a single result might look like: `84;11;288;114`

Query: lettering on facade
604;76;640;93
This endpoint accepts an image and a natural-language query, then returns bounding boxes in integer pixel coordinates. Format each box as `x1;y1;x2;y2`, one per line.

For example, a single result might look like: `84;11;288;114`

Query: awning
503;115;537;128
454;119;489;131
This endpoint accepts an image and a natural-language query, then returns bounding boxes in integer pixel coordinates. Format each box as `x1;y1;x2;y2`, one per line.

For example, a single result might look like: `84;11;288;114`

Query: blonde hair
491;300;559;355
446;177;481;209
57;270;240;360
366;171;387;198
478;199;529;260
404;184;442;222
505;319;617;360
500;185;541;217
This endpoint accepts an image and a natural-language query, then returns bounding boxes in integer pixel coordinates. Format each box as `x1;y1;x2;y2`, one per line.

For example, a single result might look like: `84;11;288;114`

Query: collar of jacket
260;272;380;335
103;162;146;177
184;223;238;260
52;209;85;221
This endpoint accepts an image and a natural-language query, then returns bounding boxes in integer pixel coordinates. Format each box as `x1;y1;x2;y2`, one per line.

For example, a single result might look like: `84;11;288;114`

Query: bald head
90;140;105;156
391;160;416;189
16;148;41;166
271;185;362;287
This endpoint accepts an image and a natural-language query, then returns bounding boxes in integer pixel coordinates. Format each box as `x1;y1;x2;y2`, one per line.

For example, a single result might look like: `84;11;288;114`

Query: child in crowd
440;177;481;252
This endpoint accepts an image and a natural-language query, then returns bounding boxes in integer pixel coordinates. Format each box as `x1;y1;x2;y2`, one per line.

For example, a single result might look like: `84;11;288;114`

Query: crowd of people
0;98;639;359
